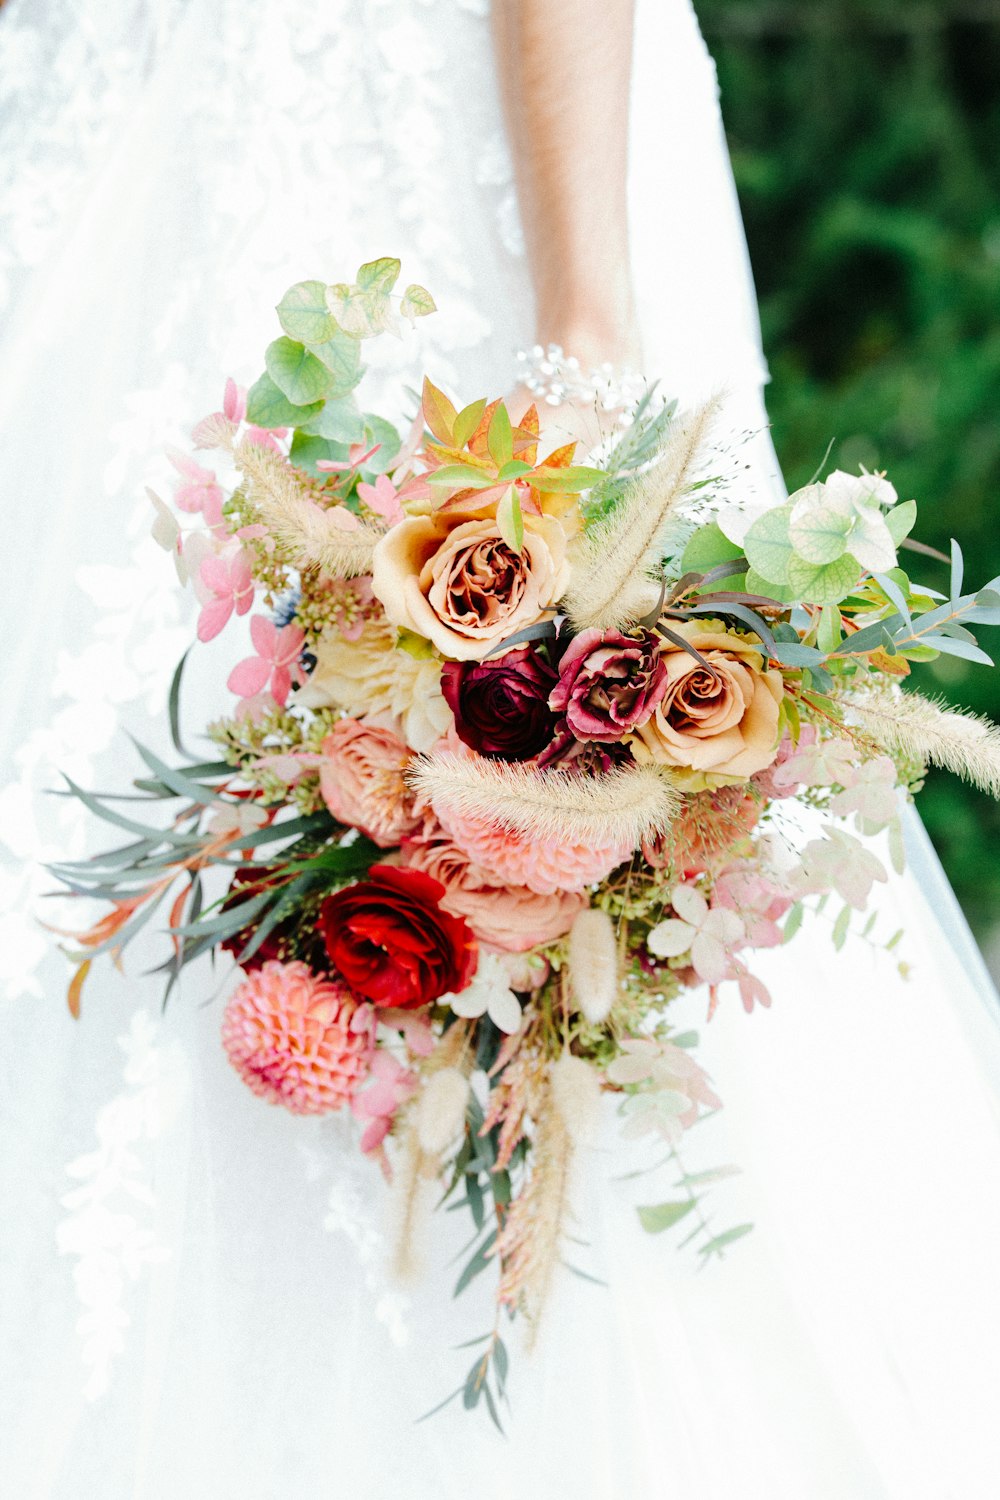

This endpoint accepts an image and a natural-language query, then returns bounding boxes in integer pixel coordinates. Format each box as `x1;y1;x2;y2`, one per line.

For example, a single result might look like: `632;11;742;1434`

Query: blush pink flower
357;473;404;527
713;869;793;949
222;960;373;1115
228;616;306;708
195;550;255;642
647;884;746;985
167;448;225;530
433;800;631;897
318;718;421;847
400;817;587;951
350;1050;417;1153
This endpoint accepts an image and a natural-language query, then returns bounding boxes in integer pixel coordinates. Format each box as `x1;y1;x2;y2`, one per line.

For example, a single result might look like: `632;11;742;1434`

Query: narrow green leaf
698;1223;754;1257
452;398;487;450
783;902;804;943
832;905;851;951
427;464;498;490
487;403;514;468
637;1199;697;1235
496;487;524;553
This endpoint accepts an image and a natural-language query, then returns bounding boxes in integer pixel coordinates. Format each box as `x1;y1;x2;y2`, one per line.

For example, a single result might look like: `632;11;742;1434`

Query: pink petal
269;664;292;706
197;597;234;643
223;378;246;422
228;657;271;697
249;614;277;658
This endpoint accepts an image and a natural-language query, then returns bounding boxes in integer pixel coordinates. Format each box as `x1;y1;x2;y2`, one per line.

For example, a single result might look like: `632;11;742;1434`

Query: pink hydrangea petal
198;597;234;643
228;657;272;697
250;614;277;658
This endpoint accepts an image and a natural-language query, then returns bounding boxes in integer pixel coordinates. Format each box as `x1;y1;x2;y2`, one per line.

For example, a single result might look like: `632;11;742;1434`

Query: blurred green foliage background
700;0;1000;938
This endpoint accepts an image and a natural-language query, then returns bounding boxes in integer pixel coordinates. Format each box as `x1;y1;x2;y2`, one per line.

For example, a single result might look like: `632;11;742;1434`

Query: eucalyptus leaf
400;283;436;321
356;256;401;294
885;499;918;547
265;337;334;406
832;613;904;655
276;280;339;345
680;521;744;573
308;330;363;395
915;634;993;665
362;415;402;473
245;372;323;429
298;396;366;444
743;503;795;585
289;432;349;477
786;551;862;605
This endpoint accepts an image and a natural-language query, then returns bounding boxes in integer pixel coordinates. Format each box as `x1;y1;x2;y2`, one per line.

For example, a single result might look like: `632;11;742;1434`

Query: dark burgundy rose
440;643;558;760
548;628;667;743
319;864;478;1009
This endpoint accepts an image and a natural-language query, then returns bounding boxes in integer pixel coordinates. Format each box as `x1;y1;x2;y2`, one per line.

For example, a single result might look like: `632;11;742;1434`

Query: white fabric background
2;1;1000;1495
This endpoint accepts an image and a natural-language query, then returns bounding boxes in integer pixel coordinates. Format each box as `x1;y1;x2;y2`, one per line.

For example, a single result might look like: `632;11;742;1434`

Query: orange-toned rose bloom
371;510;570;661
630;621;783;786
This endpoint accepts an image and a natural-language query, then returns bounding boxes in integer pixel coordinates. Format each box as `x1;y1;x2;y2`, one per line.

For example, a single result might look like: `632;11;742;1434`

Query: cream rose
371;511;570;661
630;621;783;785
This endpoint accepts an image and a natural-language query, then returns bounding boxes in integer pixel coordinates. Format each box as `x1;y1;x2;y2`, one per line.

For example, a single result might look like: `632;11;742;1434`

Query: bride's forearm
492;0;640;369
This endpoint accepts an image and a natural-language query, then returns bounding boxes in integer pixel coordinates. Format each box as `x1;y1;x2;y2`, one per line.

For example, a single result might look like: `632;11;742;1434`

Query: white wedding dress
3;2;1000;1496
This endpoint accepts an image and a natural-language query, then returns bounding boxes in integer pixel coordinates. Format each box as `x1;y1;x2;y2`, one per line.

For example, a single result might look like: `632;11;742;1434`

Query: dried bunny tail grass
567;908;619;1024
389;1023;472;1281
496;1081;574;1341
846;690;1000;799
235;438;380;578
562;397;721;633
408;755;680;847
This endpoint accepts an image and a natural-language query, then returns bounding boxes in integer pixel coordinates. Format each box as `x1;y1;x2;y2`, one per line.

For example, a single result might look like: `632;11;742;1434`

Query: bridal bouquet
57;260;1000;1424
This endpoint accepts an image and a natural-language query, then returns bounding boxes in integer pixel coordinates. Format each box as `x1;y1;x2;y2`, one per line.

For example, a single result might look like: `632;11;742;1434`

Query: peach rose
400;818;587;952
319;718;421;847
630;621;783;786
371;510;570;661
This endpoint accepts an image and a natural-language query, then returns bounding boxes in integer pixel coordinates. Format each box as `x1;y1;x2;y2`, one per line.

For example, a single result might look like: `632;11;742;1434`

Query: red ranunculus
319;864;478;1009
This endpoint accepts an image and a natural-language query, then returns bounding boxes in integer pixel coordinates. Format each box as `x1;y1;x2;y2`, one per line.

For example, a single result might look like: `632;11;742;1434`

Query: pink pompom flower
222;960;373;1115
228;615;306;708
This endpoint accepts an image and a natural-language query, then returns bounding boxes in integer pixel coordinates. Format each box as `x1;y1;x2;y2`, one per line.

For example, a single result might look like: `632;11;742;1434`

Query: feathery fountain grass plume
562;397;720;633
235;438;381;578
390;1022;472;1281
495;1078;574;1341
847;690;1000;798
408;756;680;847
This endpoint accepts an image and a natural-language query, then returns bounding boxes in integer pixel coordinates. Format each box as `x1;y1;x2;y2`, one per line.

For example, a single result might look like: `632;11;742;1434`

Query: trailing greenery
701;0;1000;933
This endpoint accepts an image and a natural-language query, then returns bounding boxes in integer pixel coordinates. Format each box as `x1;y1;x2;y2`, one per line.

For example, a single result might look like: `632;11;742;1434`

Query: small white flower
206;801;269;836
440;952;522;1034
647;885;745;985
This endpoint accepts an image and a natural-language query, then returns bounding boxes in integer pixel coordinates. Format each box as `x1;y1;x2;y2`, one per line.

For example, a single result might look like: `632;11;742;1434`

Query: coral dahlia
222;960;372;1115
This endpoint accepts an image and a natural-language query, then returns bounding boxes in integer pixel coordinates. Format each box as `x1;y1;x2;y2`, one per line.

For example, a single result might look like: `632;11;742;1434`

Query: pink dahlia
434;801;631;897
400;818;588;951
222;960;372;1115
